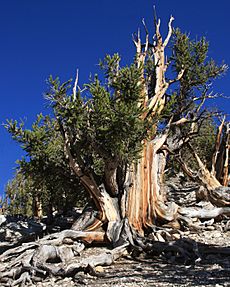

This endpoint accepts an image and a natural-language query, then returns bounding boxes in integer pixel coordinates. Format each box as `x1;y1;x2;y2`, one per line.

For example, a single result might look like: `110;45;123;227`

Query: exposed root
66;243;129;276
208;186;230;207
11;272;32;287
0;229;107;286
179;205;230;219
1;187;230;286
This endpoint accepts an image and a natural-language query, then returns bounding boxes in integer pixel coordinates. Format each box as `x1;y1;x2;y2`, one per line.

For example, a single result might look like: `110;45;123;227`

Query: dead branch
222;122;230;186
211;117;226;176
66;243;129;276
168;68;185;85
163;15;174;47
72;69;79;101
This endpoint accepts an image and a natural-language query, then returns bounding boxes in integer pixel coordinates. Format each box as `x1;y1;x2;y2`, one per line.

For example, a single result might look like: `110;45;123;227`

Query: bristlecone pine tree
1;13;230;285
44;15;229;239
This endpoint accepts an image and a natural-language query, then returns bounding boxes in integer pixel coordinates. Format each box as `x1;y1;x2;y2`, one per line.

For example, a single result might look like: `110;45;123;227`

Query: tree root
1;220;230;286
0;229;129;286
1;197;230;286
179;205;230;219
208;186;230;207
65;243;129;276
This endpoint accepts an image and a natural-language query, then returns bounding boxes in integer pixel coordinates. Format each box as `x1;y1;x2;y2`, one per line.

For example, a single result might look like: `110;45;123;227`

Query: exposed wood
147;16;184;116
33;195;43;219
39;229;106;245
11;271;32;286
71;207;101;231
0;227;128;285
207;186;230;207
132;23;149;105
211;117;225;177
179;205;230;219
126;135;178;233
163;16;174;47
66;243;129;276
188;143;221;191
59;122;121;234
72;69;79;101
222;123;230;186
0;243;39;262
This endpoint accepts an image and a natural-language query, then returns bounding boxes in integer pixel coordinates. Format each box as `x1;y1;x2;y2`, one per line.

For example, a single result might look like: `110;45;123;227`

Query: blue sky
0;0;230;196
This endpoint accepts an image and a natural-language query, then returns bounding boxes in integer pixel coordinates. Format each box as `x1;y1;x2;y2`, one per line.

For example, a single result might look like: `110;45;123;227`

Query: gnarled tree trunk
69;15;183;242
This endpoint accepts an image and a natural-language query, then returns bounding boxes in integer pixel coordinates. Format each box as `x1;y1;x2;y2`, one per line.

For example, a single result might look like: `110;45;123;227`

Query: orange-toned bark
126;139;178;234
77;231;106;244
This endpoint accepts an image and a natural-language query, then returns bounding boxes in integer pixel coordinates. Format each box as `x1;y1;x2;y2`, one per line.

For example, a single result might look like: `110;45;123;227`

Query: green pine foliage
168;117;217;176
5;171;33;217
5;114;87;216
46;55;150;182
169;29;226;118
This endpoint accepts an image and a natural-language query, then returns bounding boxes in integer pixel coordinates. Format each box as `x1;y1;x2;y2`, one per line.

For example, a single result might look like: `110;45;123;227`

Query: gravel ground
36;181;230;287
30;229;230;287
4;180;230;286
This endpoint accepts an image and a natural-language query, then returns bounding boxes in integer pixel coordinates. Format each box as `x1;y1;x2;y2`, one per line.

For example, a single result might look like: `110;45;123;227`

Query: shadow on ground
80;241;230;287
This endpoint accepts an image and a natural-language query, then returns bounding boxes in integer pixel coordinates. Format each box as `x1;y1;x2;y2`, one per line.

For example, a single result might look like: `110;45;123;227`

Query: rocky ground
1;180;230;286
24;228;230;287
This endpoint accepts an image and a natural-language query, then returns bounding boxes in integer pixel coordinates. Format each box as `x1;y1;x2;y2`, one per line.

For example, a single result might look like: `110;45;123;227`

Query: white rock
0;215;6;226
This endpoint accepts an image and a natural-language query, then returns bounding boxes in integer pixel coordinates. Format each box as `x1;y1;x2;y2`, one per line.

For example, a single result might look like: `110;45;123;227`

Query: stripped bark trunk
191;146;222;191
188;120;230;191
211;117;225;177
126;135;178;234
219;122;230;186
33;195;43;219
2;13;230;287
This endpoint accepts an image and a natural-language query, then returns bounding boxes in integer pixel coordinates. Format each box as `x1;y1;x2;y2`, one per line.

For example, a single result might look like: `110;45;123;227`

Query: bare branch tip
138;28;141;39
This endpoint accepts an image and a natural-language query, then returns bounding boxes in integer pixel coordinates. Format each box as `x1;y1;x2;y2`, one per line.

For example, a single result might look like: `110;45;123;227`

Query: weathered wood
0;231;128;285
0;242;38;261
11;271;32;286
211;117;225;177
66;243;129;276
222;123;230;186
126;133;179;234
40;229;106;245
2;13;230;287
188;143;221;191
179;205;230;219
208;186;230;207
33;195;43;219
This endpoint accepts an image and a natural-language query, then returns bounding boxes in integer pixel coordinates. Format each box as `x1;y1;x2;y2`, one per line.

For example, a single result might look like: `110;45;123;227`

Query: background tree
163;28;229;193
5;170;33;217
166;117;217;177
5;114;87;220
